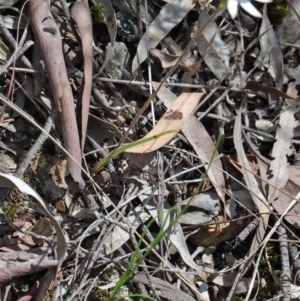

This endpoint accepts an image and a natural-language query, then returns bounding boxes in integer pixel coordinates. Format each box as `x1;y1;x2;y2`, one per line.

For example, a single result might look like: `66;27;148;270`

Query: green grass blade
109;124;225;301
110;211;162;299
92;129;176;173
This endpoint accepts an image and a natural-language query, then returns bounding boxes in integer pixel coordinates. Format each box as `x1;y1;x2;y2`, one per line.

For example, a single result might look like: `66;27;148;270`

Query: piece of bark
29;0;82;188
0;248;57;282
71;0;93;150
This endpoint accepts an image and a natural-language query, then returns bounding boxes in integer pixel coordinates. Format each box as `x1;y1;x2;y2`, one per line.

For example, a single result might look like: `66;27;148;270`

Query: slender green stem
265;96;299;131
109;124;225;301
92;129;176;173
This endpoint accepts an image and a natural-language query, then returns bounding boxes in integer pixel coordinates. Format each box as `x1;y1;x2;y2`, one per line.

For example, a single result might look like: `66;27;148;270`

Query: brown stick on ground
71;0;93;150
29;0;82;189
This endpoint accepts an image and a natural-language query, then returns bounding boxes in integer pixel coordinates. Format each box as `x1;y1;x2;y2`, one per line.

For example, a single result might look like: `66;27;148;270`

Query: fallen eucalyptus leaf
132;0;195;75
197;10;230;80
152;82;225;205
126;92;203;153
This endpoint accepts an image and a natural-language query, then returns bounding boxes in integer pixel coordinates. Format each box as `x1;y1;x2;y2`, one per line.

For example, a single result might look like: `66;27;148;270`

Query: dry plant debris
0;0;300;300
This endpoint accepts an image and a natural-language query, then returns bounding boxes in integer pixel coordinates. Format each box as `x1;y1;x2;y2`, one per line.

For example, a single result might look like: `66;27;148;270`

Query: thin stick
278;224;291;301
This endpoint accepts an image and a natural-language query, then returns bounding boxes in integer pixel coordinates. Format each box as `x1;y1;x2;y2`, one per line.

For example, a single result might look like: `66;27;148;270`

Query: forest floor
0;0;300;300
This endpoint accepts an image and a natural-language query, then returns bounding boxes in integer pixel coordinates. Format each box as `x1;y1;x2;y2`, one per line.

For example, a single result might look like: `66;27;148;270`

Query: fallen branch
29;0;82;189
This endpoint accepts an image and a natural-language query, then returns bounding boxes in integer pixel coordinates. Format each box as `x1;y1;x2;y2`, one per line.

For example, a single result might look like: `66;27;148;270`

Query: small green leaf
92;3;106;23
219;2;227;9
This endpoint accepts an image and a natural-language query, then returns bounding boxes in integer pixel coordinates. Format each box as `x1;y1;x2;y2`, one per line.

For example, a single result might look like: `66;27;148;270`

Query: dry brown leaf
71;0;93;150
150;49;196;71
258;159;300;228
31;217;53;245
88;114;125;147
226;154;259;175
126;92;203;153
152;82;225;204
197;10;231;80
0;244;32;252
0;232;35;251
49;156;68;187
233;106;270;259
189;215;248;247
245;81;293;99
255;6;283;87
132;0;195;75
244;120;300;227
247;81;300;226
268;106;298;203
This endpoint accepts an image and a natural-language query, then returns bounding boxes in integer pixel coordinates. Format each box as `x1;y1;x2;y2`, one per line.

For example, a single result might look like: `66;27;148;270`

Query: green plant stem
109;123;225;301
92;129;176;173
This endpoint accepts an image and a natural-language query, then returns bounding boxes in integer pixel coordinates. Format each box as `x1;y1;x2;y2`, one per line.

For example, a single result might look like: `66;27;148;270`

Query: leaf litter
1;0;300;300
